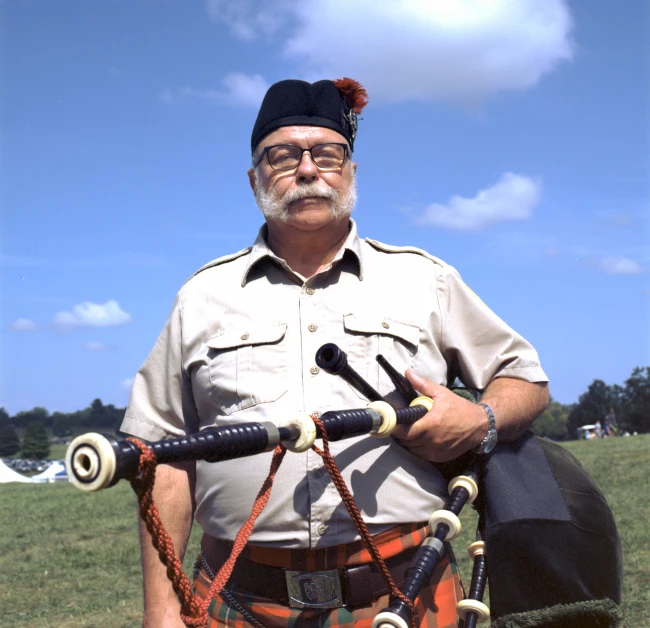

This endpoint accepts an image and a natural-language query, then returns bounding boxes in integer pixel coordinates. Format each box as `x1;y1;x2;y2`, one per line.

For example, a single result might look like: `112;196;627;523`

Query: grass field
1;436;648;627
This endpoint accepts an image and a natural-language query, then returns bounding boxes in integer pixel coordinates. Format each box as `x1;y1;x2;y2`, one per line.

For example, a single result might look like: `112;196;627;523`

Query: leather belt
201;538;420;609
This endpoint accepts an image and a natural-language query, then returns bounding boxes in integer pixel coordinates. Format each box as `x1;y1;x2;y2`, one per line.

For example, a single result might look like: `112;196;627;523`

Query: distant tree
531;397;572;441
620;367;650;434
0;424;20;456
567;380;618;439
70;407;91;430
88;398;119;429
90;398;106;415
52;412;72;438
21;422;50;458
0;407;10;425
13;407;50;429
105;404;127;432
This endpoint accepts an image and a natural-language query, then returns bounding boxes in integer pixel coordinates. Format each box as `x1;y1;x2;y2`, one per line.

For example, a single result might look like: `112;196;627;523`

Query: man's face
248;126;357;232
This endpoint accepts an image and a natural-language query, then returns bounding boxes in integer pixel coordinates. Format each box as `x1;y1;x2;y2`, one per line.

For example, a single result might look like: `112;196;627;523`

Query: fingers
396;437;461;463
392;370;439;440
393;421;426;440
405;369;436;397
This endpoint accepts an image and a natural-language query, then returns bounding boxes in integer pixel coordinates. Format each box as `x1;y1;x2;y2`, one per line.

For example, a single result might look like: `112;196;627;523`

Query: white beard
253;172;357;223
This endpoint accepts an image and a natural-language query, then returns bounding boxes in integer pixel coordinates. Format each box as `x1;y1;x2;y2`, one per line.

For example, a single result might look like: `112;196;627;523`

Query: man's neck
265;218;351;279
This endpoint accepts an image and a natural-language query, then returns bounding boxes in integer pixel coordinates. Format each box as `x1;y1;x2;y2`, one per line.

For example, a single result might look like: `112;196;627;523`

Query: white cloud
10;318;37;331
206;0;287;40
54;300;132;330
84;341;110;351
121;377;135;390
415;172;542;231
601;256;643;275
159;73;269;108
209;0;573;104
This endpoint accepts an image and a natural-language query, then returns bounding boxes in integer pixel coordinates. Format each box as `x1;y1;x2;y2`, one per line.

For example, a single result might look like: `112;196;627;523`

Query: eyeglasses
253;143;350;171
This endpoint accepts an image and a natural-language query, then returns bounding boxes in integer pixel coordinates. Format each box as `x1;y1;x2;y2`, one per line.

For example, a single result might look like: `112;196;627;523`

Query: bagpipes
65;344;623;628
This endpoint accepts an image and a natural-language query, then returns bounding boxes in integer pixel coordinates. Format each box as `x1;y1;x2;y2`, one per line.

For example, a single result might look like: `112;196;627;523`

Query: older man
121;78;548;628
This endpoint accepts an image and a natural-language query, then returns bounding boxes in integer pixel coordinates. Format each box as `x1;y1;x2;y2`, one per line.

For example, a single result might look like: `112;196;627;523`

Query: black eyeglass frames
253;143;350;171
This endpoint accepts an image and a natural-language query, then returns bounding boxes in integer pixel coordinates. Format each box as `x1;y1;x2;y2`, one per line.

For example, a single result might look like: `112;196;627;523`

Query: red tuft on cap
334;78;369;114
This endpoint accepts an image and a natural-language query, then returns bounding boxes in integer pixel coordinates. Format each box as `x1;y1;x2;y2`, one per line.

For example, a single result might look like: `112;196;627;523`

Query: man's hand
392;370;549;463
392;370;486;462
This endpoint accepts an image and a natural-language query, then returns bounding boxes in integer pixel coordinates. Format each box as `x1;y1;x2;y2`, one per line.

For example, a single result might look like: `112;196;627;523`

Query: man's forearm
139;460;196;628
480;377;549;441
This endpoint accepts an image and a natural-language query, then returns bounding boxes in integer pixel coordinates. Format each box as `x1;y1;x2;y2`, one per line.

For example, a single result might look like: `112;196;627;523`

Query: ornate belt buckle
284;568;343;609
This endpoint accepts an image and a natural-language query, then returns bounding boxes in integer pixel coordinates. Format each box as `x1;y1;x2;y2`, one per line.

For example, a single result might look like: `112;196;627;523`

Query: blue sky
1;0;648;415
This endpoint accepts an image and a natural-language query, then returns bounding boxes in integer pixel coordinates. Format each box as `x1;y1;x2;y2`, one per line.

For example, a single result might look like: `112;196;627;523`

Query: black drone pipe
66;404;428;493
316;343;384;402
376;354;419;403
464;552;488;628
372;465;480;628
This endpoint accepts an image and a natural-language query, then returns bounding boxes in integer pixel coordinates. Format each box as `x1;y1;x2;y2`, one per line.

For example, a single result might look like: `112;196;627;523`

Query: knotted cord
127;418;417;628
126;437;286;628
192;443;287;626
310;416;418;627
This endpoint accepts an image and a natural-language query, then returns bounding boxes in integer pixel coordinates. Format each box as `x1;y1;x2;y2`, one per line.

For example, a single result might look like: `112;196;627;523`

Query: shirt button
312;411;321;418
240;332;250;340
314;467;325;478
317;523;328;536
310;366;320;375
308;323;318;332
382;321;390;329
306;287;315;295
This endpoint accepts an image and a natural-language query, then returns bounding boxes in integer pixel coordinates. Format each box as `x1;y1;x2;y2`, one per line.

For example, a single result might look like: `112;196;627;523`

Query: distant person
594;421;603;438
603;408;617;437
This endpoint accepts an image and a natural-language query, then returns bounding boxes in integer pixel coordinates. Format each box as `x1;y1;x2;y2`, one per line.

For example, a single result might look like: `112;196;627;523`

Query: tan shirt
121;220;547;548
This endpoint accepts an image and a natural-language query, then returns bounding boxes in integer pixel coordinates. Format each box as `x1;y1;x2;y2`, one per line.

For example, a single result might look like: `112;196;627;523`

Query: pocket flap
207;323;288;350
343;314;419;347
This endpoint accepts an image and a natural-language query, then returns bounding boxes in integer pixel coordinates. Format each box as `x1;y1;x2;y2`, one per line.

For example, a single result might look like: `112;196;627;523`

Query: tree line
0;366;648;457
530;366;649;440
0;398;126;458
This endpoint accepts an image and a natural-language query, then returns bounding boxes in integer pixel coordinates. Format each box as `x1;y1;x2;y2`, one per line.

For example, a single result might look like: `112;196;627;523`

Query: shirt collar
241;218;364;286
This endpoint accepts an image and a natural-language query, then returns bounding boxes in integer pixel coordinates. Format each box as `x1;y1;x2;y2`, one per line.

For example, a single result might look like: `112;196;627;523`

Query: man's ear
351;161;357;174
247;168;256;192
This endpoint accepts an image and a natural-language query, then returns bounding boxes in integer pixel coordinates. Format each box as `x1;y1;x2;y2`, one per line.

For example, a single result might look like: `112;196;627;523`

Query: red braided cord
192;444;287;624
126;437;202;623
126;437;287;628
128;423;417;627
310;417;418;627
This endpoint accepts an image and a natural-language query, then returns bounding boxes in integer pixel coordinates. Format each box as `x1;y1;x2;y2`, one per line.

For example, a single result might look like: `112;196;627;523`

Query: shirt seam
123;411;171;433
435;265;444;355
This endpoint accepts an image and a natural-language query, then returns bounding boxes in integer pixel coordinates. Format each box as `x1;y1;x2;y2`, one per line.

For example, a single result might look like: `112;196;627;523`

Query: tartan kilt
192;523;464;628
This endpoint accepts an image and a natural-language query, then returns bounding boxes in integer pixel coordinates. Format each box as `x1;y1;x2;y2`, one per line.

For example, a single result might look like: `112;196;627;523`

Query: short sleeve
438;266;548;390
120;294;200;441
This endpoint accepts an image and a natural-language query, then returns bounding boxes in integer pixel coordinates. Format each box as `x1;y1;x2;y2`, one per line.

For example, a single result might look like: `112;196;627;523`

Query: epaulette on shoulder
365;238;447;268
183;247;251;286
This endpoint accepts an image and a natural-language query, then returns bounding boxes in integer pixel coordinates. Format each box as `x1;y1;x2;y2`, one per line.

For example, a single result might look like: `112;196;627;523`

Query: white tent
32;461;69;483
0;459;35;483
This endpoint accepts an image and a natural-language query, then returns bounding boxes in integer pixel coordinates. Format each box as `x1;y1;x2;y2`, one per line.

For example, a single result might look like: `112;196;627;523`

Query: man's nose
296;150;319;182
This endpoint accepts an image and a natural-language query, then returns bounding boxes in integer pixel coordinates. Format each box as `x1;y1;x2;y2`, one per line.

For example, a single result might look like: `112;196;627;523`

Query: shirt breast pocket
343;313;420;400
206;323;288;415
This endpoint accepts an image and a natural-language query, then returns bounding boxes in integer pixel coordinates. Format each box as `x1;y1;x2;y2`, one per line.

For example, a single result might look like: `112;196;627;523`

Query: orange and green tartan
192;524;464;628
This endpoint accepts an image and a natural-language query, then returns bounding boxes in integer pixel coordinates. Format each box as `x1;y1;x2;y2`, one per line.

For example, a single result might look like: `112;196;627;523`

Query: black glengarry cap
251;78;368;154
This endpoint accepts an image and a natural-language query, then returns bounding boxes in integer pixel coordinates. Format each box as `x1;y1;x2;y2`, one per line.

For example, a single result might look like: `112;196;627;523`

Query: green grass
1;436;648;627
563;436;650;625
48;444;69;461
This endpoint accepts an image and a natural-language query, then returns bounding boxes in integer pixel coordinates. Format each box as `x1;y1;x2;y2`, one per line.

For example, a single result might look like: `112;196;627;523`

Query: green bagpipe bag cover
475;431;623;627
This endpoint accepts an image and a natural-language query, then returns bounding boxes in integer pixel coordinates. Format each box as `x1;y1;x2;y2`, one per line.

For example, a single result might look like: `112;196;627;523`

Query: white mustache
253;171;357;223
282;183;337;204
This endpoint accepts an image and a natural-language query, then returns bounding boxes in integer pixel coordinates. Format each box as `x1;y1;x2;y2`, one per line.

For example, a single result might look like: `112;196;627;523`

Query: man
121;78;548;628
603;408;617;437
